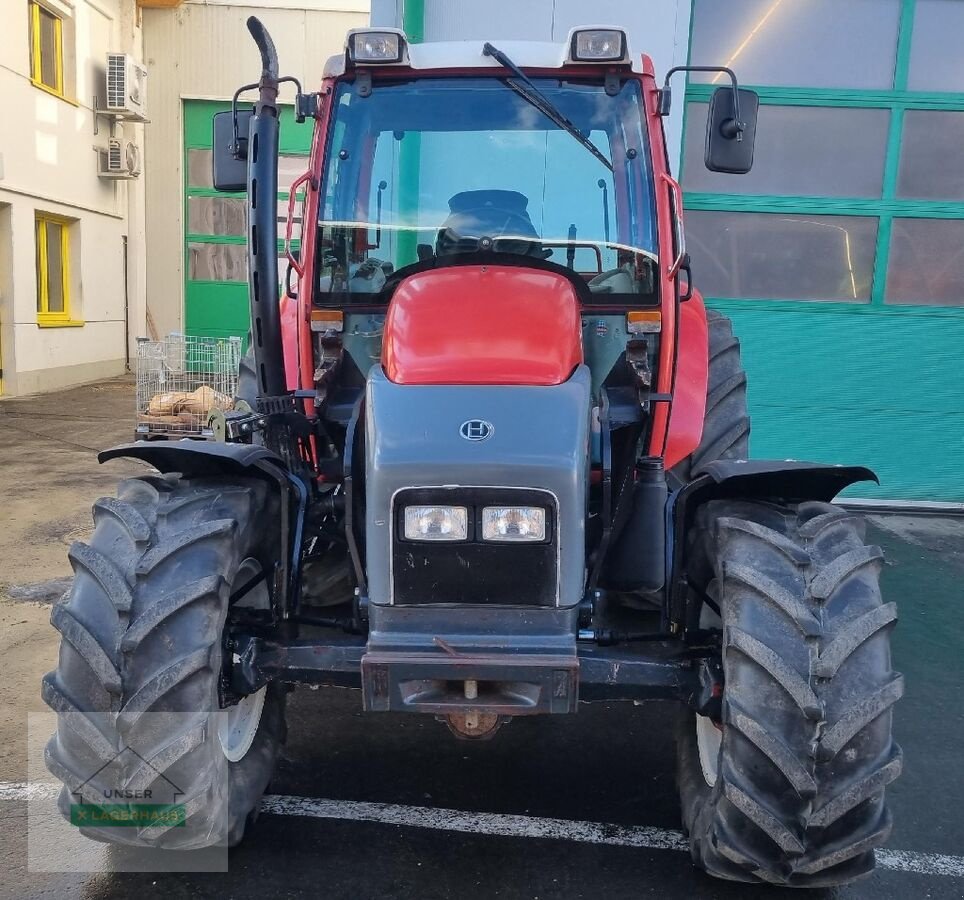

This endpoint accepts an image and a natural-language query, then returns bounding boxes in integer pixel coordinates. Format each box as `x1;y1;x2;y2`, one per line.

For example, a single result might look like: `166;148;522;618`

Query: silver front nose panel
364;365;592;608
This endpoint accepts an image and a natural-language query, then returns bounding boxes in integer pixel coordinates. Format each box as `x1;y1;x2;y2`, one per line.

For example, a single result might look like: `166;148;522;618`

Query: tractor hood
364;364;592;609
381;265;583;386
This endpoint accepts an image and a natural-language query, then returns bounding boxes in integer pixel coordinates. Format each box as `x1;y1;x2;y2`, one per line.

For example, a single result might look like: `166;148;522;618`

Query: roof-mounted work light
347;29;407;65
569;28;629;64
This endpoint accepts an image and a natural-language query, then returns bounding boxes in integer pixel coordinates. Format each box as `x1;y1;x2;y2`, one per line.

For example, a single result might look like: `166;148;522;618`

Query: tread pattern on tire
672;309;750;482
43;474;283;849
680;499;902;886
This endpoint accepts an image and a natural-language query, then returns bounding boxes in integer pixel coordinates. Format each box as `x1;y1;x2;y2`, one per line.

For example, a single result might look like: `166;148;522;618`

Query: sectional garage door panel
683;0;964;502
719;304;964;501
182;99;311;348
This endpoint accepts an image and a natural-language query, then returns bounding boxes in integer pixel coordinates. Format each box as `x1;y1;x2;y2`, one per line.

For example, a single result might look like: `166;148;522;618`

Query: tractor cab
306;30;666;434
312;61;659;303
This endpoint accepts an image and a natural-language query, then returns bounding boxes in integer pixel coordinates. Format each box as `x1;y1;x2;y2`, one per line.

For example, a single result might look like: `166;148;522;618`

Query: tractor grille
391;487;558;607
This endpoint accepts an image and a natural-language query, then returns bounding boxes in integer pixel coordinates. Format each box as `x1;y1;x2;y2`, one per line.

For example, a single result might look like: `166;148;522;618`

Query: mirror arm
659;66;745;141
230;72;308;160
230;82;259;159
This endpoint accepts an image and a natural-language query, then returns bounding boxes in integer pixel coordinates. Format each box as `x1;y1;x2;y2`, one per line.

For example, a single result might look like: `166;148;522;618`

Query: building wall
680;0;964;501
0;0;145;396
141;0;369;343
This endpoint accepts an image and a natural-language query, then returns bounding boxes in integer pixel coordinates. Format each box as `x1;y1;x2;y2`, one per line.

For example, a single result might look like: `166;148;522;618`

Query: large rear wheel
43;473;285;848
671;309;750;484
677;499;902;886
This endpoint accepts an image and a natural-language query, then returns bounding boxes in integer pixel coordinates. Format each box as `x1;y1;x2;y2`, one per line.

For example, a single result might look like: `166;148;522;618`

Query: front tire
677;499;902;886
42;473;285;849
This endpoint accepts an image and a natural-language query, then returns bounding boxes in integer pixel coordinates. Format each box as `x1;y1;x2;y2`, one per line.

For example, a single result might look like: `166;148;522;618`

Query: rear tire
43;474;285;849
677;499;902;886
671;309;750;483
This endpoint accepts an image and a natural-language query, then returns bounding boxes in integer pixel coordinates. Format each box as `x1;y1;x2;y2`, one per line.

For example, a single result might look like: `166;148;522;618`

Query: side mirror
212;108;254;192
705;87;759;174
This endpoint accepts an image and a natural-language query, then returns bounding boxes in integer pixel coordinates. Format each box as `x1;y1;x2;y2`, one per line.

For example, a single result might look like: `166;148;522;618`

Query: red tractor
44;20;902;886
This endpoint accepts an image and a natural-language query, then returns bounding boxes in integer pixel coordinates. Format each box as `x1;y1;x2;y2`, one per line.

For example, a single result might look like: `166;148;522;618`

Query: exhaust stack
245;17;287;399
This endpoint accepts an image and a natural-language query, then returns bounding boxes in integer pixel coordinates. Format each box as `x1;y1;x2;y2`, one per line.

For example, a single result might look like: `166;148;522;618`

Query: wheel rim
218;557;268;763
696;708;722;788
696;585;723;787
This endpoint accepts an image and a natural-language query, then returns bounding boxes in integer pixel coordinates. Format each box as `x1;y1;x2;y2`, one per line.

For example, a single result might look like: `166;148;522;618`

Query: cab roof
323;29;652;79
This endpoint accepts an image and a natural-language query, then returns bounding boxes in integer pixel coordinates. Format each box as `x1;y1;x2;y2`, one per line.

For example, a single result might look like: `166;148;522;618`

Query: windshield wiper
482;42;613;172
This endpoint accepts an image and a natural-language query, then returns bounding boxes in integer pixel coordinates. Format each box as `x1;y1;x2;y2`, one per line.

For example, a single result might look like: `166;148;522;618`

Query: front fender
667;459;878;628
99;440;284;479
100;440;306;614
690;459;878;503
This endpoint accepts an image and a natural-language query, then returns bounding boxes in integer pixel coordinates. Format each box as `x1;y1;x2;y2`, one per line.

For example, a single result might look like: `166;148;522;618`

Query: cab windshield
315;75;658;303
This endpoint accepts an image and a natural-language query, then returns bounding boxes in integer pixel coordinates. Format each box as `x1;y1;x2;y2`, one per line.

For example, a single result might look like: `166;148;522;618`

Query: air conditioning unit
106;53;148;117
99;137;142;180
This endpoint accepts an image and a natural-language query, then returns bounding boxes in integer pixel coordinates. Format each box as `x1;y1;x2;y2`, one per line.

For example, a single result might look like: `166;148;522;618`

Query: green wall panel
185;281;249;339
183;100;314;153
713;303;964;500
183;99;311;351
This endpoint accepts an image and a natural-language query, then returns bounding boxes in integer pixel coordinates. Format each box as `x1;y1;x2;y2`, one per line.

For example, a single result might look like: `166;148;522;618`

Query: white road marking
260;794;688;851
875;849;964;878
4;782;963;878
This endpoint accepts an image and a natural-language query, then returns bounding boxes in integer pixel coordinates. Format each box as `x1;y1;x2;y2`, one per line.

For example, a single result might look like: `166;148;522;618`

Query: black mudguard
100;440;307;615
668;460;878;629
691;459;877;502
99;440;283;478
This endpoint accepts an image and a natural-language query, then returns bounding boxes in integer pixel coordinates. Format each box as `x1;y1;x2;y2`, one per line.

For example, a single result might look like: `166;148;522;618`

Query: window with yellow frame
35;214;75;325
29;1;64;97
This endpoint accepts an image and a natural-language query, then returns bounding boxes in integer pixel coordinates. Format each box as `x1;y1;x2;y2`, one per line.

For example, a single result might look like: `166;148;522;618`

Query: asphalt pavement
1;379;962;899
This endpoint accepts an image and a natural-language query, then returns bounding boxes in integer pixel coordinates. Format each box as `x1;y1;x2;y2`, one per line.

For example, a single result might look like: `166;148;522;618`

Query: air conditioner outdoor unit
99;137;142;180
106;53;148;117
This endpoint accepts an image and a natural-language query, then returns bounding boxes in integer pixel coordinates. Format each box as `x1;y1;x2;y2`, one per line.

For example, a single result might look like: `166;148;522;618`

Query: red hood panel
382;265;583;385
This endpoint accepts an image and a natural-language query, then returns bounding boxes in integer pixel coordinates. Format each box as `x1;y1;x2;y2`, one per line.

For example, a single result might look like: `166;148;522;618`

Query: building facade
680;0;964;502
140;0;369;345
0;0;146;396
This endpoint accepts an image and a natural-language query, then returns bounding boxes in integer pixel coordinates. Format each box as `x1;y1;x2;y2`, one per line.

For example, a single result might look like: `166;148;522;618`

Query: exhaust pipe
245;17;286;399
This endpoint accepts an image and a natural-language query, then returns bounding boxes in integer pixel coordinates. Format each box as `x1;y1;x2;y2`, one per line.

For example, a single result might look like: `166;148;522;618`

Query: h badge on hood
460;419;493;441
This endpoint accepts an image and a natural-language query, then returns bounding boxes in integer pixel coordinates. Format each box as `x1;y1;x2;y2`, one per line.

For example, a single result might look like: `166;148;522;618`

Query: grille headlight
571;29;627;62
403;506;468;541
482;506;546;542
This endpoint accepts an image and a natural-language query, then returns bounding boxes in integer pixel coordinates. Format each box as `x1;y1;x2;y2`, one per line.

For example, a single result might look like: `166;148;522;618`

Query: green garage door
183;100;312;343
682;0;964;502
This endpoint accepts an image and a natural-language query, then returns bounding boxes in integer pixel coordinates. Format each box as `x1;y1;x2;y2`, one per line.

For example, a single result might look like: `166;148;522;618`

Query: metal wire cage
135;334;243;438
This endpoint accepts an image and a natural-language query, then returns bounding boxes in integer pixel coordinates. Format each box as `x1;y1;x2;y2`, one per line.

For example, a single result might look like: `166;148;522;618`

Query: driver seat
435;190;547;258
